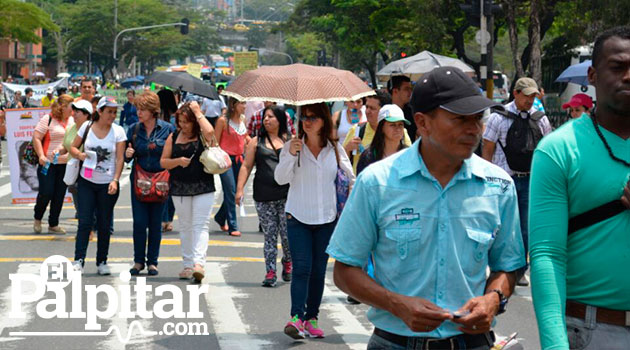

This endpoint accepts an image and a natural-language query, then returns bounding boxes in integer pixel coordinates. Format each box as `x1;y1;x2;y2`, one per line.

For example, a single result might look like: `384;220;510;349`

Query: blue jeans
215;155;241;233
131;188;165;266
567;305;630;350
513;175;529;274
367;333;491;350
74;177;119;266
162;195;175;223
286;214;336;320
34;164;67;227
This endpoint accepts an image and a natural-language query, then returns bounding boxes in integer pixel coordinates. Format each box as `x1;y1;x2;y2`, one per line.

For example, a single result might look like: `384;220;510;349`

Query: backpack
496;110;545;172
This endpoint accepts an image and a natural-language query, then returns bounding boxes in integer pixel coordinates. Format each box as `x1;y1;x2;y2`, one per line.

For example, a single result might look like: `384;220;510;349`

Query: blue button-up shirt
120;102;138;127
326;140;525;338
126;119;175;173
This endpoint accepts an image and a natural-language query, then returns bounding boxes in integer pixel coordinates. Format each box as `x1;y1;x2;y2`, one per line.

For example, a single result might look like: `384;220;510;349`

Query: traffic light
400;52;407;58
460;0;481;27
180;18;189;35
317;49;326;66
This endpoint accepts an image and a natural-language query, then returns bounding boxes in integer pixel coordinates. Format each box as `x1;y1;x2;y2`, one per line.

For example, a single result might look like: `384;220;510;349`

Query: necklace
591;112;630;167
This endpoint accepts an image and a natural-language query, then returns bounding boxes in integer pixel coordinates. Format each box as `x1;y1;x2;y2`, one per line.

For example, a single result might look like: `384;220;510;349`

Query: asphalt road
0;140;539;350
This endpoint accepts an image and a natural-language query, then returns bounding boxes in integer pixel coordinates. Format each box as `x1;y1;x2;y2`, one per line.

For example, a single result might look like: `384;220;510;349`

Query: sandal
129;263;144;276
228;231;241;237
179;268;194;280
163;222;173;232
147;265;159;276
192;264;205;283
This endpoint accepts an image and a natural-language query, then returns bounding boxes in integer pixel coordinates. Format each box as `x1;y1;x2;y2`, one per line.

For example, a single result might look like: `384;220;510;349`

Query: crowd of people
2;25;630;350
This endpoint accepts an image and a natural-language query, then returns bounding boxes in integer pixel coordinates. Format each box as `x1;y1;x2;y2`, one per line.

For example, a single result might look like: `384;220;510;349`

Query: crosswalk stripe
0;182;11;199
322;279;373;349
205;262;272;349
0;236;268;248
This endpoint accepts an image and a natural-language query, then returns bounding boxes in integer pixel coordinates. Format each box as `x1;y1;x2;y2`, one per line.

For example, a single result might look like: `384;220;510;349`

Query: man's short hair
80;78;94;88
387;76;411;94
593;26;630;66
367;89;392;107
127;90;135;96
24;87;33;94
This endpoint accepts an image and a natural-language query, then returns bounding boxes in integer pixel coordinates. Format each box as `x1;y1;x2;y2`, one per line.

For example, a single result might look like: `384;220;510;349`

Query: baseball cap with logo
377;104;410;125
46;87;54;94
514;77;541;96
96;96;118;110
71;99;93;115
410;66;502;115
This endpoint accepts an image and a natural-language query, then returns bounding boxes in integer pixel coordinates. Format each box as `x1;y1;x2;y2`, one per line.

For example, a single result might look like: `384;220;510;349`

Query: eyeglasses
299;115;320;122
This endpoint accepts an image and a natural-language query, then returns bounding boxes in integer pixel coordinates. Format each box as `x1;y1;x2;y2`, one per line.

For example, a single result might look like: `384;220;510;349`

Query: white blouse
274;138;355;225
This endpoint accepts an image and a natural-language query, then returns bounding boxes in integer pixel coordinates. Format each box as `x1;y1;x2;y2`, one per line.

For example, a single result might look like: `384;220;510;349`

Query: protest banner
5;108;71;204
2;79;69;107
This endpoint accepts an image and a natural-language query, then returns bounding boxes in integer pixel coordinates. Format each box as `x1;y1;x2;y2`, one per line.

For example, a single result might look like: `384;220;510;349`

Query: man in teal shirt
327;67;525;350
530;26;630;350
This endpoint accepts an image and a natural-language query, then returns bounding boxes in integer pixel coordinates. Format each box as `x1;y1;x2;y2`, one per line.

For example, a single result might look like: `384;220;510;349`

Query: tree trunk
504;0;525;79
53;32;66;73
529;0;543;84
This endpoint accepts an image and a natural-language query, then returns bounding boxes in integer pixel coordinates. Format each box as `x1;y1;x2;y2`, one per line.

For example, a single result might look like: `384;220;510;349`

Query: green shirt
63;123;79;159
530;115;630;350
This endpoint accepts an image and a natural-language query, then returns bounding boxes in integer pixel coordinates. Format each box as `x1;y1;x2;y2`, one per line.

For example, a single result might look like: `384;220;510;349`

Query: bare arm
108;140;125;195
214;117;225;146
236;137;257;206
32;129;49;165
481;139;496;162
160;133;189;170
334;262;452;332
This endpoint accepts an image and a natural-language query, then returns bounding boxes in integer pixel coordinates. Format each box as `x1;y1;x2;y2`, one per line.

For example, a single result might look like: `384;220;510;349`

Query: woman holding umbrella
275;102;355;339
214;97;250;237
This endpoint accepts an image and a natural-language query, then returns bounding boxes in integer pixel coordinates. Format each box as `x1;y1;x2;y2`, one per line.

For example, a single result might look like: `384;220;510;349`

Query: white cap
96;96;118;110
377;104;410;125
71;99;93;115
46;87;54;94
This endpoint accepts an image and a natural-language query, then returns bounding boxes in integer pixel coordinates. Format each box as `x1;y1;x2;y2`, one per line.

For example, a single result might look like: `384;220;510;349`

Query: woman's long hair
50;94;74;121
369;119;407;161
224;97;244;134
259;105;289;145
299;103;335;148
157;89;177;121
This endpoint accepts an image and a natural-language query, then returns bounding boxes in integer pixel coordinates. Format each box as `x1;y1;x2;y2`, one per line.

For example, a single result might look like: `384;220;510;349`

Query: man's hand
621;181;630;209
390;294;452;333
452;293;499;334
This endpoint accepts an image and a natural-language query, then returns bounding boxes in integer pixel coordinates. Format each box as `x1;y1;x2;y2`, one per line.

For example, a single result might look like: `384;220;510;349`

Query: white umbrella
377;50;474;82
32;72;45;77
57;72;71;78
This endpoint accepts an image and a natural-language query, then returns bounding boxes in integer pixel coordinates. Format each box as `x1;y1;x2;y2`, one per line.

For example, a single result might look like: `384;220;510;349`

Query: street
0;141;539;350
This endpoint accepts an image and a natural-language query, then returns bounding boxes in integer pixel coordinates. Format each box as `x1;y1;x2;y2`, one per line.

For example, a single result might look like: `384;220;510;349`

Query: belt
373;328;494;350
511;172;530;178
566;300;630;327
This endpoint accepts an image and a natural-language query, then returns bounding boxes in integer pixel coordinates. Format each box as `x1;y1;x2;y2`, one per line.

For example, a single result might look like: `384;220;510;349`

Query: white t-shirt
78;122;127;184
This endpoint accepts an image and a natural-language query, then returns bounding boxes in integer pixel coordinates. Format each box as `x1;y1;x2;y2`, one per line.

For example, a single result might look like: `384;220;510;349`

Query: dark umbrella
147;71;219;100
120;77;143;88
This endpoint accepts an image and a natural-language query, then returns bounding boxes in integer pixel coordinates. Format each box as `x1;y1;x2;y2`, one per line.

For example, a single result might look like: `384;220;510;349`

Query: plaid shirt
247;108;296;138
483;101;553;175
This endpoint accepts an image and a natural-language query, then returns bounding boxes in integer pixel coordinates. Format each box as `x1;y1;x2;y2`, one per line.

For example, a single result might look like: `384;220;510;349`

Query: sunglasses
299;115;320;122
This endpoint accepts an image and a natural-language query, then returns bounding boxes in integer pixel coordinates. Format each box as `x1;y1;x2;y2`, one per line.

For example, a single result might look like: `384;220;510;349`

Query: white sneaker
72;260;84;273
97;262;111;275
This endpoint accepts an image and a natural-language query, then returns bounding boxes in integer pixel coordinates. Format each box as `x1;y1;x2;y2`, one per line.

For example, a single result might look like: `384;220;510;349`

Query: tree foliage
0;0;59;43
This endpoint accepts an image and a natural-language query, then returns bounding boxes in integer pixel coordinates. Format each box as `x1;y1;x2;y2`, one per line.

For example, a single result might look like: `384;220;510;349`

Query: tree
0;0;59;43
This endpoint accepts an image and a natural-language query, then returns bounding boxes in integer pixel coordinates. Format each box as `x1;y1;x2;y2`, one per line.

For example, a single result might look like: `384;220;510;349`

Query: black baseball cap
410;66;502;115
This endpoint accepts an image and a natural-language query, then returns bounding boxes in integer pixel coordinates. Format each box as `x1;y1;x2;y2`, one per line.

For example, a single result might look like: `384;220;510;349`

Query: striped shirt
274;138;355;225
35;114;74;164
483;101;552;175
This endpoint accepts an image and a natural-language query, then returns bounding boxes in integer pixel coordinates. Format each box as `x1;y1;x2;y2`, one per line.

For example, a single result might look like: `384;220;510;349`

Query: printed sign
5;108;71;204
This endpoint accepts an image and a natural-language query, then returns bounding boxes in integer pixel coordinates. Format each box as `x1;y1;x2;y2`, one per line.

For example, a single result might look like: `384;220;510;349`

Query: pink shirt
35;114;74;164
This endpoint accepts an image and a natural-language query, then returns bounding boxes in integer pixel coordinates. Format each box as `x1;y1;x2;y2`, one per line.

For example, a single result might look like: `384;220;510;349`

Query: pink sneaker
284;315;304;339
303;318;325;338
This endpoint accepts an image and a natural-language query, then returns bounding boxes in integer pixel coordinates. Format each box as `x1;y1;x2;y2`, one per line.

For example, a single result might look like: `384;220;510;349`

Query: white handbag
63;158;80;186
199;134;232;175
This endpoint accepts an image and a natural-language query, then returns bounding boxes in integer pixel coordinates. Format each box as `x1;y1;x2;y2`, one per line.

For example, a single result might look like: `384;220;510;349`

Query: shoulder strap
568;200;627;235
358;122;367;140
332;141;340;167
79;122;92;149
530;110;545;121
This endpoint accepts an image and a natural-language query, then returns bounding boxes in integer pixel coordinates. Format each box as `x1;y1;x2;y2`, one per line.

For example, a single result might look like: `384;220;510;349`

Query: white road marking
0;182;11;199
204;262;272;349
0;264;42;343
321;278;373;350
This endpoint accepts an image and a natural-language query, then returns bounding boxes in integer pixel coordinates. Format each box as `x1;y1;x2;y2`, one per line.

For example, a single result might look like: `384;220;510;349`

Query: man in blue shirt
327;67;526;350
119;90;138;131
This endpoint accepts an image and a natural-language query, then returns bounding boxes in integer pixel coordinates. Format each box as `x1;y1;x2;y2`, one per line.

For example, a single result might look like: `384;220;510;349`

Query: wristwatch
490;289;508;315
